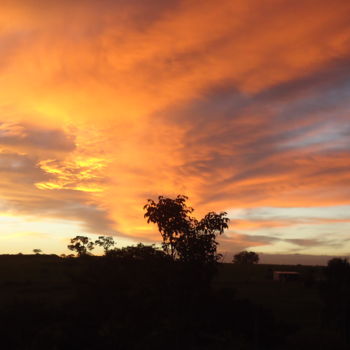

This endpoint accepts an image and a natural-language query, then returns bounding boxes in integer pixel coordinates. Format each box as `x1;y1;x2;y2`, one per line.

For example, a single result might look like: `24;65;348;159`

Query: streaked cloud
0;122;75;152
0;0;350;260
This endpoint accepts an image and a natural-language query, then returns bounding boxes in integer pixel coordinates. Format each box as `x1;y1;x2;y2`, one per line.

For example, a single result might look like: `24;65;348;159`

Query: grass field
0;255;346;349
214;263;348;349
0;255;324;329
215;263;323;325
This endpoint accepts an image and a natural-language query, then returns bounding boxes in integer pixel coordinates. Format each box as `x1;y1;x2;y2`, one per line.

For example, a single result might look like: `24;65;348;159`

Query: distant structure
273;271;300;282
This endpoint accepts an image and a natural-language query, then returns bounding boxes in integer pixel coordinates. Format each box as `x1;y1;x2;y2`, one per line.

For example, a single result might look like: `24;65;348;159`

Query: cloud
0;124;114;235
1;0;350;254
217;232;279;255
0;122;75;152
161;62;350;210
257;253;344;266
1;182;116;234
285;238;327;247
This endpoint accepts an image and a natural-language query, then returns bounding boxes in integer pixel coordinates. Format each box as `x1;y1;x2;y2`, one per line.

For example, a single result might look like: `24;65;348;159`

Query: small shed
273;271;300;282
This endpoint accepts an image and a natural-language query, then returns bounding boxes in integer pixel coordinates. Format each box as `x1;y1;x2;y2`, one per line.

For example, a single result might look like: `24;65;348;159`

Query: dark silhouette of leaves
233;251;259;264
144;195;229;265
67;236;95;257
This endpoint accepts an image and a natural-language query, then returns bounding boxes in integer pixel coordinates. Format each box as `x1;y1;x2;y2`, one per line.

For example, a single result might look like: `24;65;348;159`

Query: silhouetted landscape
0;196;349;349
2;0;350;348
0;254;349;349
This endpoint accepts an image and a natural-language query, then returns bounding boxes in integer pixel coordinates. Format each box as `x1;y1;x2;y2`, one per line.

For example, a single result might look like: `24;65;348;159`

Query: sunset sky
1;0;350;263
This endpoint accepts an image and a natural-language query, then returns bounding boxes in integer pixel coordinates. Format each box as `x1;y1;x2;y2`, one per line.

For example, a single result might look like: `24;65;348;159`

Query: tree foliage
144;195;193;258
233;251;259;264
67;236;95;256
321;257;350;343
326;257;350;281
144;195;229;264
95;236;115;254
106;243;168;262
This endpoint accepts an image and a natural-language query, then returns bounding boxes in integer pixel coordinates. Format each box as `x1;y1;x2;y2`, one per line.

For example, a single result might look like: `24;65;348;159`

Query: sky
1;0;350;263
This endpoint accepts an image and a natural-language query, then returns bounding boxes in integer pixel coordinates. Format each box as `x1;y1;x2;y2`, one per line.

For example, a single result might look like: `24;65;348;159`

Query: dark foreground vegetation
0;255;349;349
0;196;349;349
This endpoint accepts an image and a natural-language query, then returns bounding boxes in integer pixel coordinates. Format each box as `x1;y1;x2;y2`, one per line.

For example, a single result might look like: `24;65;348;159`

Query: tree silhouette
95;236;115;254
144;195;193;258
233;251;259;264
326;257;350;283
144;195;229;264
106;243;168;261
67;236;94;256
33;249;42;255
321;257;350;345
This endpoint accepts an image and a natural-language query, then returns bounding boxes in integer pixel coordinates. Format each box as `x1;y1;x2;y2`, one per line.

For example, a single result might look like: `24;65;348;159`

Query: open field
0;255;347;349
215;263;350;349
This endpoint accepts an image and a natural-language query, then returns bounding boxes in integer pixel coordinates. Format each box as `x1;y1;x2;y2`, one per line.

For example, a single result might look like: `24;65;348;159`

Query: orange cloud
1;0;350;257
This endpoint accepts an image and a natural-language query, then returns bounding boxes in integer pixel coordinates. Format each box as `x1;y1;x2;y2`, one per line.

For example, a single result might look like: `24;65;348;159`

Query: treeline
0;195;349;349
0;195;285;349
